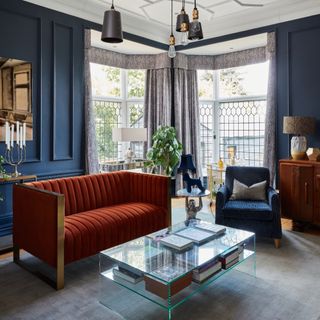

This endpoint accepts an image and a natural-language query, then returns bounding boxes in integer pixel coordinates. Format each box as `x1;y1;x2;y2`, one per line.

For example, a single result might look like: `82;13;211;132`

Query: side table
176;188;210;220
0;174;37;253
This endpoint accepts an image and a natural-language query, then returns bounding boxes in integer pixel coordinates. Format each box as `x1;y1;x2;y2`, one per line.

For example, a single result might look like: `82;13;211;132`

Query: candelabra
4;144;26;177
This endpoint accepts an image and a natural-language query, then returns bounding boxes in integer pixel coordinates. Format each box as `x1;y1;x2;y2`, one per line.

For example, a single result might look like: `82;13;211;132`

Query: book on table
113;267;144;284
192;260;222;283
175;227;215;245
219;246;240;269
194;222;226;236
145;266;192;299
159;234;193;251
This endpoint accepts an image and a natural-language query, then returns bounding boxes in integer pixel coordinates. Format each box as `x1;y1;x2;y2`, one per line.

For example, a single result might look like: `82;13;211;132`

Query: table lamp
177;154;197;175
283;116;315;160
112;128;147;162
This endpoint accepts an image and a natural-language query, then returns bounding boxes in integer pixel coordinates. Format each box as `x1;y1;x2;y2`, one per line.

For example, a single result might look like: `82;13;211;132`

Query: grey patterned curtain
144;68;172;150
174;68;201;189
84;29;99;174
263;32;277;185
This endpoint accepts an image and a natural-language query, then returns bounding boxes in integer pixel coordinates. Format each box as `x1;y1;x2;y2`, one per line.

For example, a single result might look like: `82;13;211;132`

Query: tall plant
146;126;183;176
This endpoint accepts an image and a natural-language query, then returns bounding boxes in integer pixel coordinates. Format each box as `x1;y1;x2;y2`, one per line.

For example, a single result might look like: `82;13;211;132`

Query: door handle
305;182;308;204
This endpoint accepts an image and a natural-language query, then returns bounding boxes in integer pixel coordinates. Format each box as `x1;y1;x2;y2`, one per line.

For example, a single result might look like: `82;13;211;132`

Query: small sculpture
183;173;205;193
306;148;320;161
125;148;135;163
186;198;203;220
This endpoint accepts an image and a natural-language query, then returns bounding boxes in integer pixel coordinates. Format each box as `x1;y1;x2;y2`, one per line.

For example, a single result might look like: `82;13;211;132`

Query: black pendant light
101;0;123;43
188;0;203;41
176;0;189;32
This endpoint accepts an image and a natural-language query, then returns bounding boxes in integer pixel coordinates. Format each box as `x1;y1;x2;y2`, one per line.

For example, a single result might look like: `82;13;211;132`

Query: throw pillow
230;179;267;201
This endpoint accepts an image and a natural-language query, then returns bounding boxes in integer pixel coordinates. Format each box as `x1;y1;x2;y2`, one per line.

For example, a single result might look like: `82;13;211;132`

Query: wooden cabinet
280;160;320;224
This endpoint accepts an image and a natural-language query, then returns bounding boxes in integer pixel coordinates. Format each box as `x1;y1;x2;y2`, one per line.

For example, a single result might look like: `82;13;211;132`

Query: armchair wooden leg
13;245;20;262
274;239;281;248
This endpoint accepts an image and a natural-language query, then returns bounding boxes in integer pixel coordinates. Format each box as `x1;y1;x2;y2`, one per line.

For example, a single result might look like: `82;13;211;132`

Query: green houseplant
145;126;183;176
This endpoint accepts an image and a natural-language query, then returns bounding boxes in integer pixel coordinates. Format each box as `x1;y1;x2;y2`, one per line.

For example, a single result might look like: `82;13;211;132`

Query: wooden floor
1;197;319;260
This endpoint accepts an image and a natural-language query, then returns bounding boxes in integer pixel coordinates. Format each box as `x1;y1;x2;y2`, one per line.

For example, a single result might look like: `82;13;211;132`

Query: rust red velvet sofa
13;171;171;289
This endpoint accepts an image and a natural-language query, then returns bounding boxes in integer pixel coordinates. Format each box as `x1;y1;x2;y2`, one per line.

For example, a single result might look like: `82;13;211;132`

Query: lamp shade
176;10;189;32
177;154;197;173
112;128;147;142
101;7;123;43
283;116;315;135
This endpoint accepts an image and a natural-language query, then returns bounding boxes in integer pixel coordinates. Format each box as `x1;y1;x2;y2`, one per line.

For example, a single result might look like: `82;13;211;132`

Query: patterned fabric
84;29;99;174
174;68;201;189
174;47;266;70
89;47;171;70
263;32;276;185
144;68;172;151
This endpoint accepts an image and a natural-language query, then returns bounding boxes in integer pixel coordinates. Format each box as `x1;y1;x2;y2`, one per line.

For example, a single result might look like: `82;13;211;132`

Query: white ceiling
180;33;267;55
23;0;320;45
91;30;165;54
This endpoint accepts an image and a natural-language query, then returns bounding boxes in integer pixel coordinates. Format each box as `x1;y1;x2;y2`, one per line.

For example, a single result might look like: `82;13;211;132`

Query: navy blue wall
0;0;91;237
0;0;320;238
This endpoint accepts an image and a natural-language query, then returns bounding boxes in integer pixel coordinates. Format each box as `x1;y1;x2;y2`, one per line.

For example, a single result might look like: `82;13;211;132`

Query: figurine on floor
183;173;205;193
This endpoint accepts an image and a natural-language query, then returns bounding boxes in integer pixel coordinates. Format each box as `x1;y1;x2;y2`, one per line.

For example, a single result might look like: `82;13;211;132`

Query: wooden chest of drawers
280;159;320;225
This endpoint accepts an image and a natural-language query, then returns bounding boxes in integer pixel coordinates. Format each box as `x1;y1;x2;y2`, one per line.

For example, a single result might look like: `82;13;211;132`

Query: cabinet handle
305;182;308;204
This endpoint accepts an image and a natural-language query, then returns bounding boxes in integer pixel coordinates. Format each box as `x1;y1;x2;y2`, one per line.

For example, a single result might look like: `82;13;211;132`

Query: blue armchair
216;166;282;248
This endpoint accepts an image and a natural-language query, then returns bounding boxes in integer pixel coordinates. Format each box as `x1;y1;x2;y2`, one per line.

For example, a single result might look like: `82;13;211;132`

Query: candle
16;121;20;147
23;123;26;146
5;122;8;148
10;124;14;148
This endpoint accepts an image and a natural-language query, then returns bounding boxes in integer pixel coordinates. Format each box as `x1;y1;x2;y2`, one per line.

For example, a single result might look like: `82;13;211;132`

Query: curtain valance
88;47;171;70
174;47;266;70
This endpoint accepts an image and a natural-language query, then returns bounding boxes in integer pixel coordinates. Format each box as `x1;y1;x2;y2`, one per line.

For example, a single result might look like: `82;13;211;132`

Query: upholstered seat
222;200;273;221
64;202;167;264
216;166;282;248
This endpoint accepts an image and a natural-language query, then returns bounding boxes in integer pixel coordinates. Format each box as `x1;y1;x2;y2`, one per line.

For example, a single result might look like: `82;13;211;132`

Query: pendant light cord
182;0;185;10
111;0;114;9
194;0;197;9
171;0;173;35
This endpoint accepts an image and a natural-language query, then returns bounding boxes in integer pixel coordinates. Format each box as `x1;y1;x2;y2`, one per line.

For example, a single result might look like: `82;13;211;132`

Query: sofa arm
215;185;229;224
128;172;171;225
267;187;282;239
268;187;280;213
13;184;65;268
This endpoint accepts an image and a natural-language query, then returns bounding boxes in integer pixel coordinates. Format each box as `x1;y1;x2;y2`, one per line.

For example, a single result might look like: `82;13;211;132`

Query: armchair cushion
222;200;273;221
230;179;267;201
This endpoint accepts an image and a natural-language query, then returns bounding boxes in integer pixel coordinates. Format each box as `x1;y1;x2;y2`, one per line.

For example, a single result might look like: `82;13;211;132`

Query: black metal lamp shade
101;8;123;43
188;20;203;40
176;10;189;32
177;154;197;173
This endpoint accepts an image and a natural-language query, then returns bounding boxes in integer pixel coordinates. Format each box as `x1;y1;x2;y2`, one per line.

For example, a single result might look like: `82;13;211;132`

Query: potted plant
145;126;183;176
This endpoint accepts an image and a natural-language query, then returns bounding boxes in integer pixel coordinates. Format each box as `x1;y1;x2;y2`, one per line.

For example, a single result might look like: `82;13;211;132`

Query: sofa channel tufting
13;171;171;289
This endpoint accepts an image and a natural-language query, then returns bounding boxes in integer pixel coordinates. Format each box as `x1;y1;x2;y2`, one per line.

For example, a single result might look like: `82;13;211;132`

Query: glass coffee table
99;220;255;320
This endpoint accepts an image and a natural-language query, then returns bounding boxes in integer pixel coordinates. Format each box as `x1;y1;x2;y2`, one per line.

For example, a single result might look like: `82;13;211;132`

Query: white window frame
198;69;267;170
92;68;145;161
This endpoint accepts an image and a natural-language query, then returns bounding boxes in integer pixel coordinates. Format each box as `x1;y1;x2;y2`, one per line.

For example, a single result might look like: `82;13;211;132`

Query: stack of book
145;266;192;299
192;259;222;283
194;222;226;236
159;234;193;251
113;263;144;284
175;227;216;245
219;247;240;269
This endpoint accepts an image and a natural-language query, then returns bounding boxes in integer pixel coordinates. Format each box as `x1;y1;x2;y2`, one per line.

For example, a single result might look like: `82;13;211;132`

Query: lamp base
291;136;307;160
291;152;306;160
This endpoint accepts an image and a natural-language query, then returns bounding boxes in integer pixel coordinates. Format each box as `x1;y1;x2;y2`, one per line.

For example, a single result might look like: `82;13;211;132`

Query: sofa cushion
64;202;167;264
222;200;273;221
230;179;267;201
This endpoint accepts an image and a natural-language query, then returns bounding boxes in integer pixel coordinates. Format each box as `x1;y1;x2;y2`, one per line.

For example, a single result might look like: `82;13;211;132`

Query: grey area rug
1;210;320;320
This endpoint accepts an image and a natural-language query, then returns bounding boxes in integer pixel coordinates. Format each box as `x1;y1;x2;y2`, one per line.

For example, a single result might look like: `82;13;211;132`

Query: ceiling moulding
22;0;320;45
